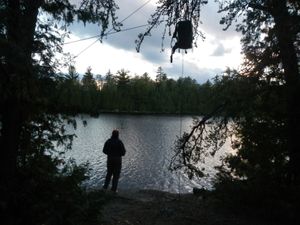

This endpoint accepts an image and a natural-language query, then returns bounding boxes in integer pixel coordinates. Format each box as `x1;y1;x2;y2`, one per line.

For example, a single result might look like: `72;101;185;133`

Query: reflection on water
65;114;230;193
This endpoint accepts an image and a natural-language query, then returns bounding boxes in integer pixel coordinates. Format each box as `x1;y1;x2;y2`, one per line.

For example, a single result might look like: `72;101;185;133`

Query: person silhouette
102;129;126;192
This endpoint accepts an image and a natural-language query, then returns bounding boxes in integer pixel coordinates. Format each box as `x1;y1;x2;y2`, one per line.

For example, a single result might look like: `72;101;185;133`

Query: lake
65;114;230;193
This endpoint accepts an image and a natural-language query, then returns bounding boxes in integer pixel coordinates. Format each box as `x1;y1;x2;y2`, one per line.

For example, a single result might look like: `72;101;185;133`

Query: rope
118;0;152;25
72;24;149;58
105;24;149;36
65;24;149;45
179;51;185;136
64;35;100;45
70;0;152;58
177;51;185;197
74;38;100;58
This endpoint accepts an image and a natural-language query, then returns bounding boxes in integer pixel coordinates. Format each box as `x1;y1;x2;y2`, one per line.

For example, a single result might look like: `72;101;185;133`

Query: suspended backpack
170;20;193;63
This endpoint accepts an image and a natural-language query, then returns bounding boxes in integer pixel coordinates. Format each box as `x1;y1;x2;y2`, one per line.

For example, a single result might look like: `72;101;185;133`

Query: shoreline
76;110;203;117
99;189;275;225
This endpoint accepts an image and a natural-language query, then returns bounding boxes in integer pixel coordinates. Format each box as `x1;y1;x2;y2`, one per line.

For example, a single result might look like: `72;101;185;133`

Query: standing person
102;129;126;192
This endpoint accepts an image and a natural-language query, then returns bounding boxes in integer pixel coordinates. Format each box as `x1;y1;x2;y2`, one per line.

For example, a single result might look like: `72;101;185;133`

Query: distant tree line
53;66;215;115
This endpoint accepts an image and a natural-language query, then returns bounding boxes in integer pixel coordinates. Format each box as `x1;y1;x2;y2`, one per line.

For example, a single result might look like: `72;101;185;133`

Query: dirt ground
99;189;273;225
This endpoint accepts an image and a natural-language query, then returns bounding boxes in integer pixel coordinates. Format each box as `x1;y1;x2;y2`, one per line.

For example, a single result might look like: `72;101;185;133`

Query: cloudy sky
62;0;243;83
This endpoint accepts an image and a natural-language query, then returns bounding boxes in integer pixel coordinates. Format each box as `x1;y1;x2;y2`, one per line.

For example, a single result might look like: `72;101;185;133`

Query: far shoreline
77;110;203;118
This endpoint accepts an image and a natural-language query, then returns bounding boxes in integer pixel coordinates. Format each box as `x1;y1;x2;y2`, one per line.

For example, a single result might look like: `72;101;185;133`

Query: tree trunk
1;0;42;177
0;103;22;184
273;0;300;184
0;1;41;223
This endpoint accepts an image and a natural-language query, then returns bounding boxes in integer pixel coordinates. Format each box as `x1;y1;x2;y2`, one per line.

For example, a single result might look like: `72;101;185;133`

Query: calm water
65;114;230;193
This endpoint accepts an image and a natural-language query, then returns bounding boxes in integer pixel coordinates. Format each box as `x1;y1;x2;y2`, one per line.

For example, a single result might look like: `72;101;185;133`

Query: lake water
65;114;230;193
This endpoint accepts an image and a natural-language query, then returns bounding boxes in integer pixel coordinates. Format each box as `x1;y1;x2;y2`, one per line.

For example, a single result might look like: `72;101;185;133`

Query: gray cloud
67;0;239;82
68;0;239;58
200;1;241;39
69;0;166;59
211;42;232;56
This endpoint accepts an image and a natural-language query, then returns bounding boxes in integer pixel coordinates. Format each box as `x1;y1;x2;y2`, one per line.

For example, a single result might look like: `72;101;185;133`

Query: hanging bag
170;20;193;63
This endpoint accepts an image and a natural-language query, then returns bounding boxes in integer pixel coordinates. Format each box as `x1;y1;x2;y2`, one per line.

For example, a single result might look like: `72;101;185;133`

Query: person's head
111;129;119;139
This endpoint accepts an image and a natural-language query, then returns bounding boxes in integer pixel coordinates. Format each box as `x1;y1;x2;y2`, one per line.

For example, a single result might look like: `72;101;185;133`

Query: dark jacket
103;138;126;159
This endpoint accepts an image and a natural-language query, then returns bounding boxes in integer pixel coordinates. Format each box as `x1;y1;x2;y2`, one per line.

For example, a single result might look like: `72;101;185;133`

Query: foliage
215;0;300;185
135;0;208;52
169;69;299;222
151;1;300;221
167;0;300;184
0;1;119;224
53;66;215;115
82;67;97;88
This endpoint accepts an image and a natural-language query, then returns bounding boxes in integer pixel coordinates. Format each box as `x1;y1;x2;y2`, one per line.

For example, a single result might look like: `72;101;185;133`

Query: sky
62;0;243;83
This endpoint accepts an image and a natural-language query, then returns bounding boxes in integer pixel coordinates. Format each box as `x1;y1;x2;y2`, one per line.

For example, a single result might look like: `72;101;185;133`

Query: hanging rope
179;51;185;137
177;51;186;197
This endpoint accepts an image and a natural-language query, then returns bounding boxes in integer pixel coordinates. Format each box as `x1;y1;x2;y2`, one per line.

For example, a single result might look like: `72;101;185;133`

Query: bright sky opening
62;0;243;83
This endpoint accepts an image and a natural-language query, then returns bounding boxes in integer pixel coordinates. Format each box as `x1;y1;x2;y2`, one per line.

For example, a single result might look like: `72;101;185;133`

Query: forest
1;0;299;225
53;66;214;115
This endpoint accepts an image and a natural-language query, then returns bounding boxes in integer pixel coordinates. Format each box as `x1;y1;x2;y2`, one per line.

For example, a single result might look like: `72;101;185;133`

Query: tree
216;0;300;184
66;65;79;82
81;66;99;113
156;66;167;83
104;70;115;85
101;70;117;110
115;69;130;110
0;1;120;223
82;66;97;88
136;0;208;52
116;69;130;88
141;0;300;180
141;0;300;196
56;65;82;113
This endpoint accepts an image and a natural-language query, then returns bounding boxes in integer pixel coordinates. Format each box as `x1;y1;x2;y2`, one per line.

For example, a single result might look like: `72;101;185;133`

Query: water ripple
65;114;229;193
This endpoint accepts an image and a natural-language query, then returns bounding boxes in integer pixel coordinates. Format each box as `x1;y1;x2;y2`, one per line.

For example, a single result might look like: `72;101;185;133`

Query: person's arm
103;140;109;155
120;141;126;156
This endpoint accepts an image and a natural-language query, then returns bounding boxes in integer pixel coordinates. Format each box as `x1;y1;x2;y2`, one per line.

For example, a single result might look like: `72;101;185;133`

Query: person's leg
103;160;113;189
111;161;121;192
